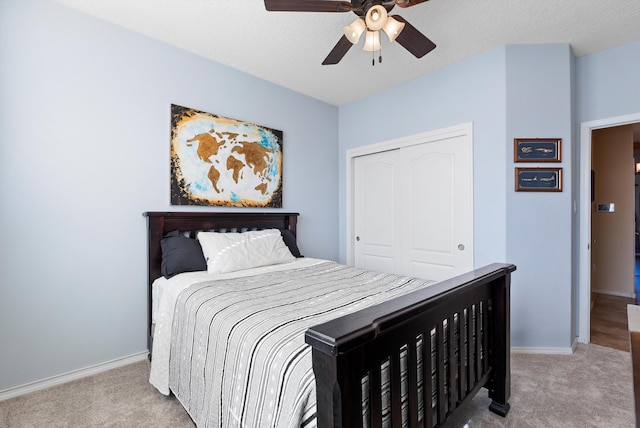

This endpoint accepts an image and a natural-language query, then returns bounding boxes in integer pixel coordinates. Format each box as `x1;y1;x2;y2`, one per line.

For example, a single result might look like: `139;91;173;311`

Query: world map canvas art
170;104;283;207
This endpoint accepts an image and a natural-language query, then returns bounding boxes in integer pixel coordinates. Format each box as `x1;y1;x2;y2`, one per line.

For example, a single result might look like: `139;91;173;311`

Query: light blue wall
576;39;640;123
0;0;339;391
338;47;509;267
505;45;574;349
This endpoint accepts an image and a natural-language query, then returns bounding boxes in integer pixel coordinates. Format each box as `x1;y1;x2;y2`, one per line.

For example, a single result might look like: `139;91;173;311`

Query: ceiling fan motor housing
352;0;396;17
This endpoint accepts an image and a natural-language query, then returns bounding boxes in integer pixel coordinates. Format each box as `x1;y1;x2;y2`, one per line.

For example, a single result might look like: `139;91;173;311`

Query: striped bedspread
168;261;436;427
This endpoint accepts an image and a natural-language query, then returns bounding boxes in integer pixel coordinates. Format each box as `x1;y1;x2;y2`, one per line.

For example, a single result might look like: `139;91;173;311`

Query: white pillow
197;229;295;274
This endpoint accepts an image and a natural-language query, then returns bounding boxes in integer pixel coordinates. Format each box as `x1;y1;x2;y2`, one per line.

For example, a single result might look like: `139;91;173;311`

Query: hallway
637;254;640;304
590;293;635;351
589;256;640;352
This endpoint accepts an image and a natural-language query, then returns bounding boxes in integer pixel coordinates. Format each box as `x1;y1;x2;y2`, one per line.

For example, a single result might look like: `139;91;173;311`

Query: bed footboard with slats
306;263;515;427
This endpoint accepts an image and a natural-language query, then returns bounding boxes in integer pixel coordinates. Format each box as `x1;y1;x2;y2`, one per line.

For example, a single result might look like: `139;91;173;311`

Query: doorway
589;125;637;351
578;113;640;343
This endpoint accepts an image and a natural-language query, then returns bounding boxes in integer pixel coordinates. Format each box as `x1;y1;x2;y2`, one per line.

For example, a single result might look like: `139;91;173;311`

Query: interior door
354;134;473;281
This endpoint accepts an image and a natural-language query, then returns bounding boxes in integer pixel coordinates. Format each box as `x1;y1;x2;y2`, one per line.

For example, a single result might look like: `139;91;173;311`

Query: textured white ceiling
55;0;640;107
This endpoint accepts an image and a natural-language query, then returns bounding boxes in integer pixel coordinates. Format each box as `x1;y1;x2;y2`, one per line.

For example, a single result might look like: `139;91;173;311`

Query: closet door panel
354;150;401;274
400;136;472;281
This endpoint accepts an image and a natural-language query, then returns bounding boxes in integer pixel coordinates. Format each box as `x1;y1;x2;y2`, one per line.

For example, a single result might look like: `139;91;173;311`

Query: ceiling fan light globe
343;18;366;44
382;16;405;42
365;4;387;31
362;30;381;52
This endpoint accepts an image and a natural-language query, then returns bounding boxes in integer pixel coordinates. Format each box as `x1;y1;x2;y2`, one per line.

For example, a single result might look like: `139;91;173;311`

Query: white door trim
346;122;473;265
578;112;640;343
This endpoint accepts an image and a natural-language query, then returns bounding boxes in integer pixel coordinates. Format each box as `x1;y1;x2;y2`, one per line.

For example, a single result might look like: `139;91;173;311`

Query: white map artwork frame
170;104;283;207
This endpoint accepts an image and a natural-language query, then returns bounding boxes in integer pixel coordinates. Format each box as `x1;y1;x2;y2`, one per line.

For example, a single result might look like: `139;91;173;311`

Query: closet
352;128;473;281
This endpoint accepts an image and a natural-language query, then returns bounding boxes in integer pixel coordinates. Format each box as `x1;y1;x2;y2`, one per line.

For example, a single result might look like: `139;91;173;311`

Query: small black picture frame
515;167;563;192
514;138;561;162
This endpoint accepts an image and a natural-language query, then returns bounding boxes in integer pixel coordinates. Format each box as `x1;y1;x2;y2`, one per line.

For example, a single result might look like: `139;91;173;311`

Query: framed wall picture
514;138;561;162
515;167;563;192
170;104;283;207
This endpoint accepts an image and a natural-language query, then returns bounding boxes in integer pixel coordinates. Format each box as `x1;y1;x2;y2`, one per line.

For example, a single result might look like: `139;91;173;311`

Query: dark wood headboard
143;211;299;351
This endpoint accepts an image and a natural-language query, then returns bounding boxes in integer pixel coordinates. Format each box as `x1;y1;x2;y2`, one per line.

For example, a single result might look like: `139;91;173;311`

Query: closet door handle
458;244;465;251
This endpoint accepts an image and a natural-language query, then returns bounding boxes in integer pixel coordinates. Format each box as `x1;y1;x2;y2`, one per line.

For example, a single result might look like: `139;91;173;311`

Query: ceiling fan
264;0;436;65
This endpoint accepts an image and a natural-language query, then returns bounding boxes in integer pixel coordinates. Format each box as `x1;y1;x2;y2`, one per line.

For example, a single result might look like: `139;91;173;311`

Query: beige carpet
448;343;635;427
0;343;635;427
0;361;194;428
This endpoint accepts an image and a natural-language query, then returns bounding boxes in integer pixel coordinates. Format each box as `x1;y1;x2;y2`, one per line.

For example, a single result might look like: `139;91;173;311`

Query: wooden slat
424;330;434;428
459;308;468;399
390;350;403;425
436;322;446;424
482;301;490;374
475;304;483;378
371;362;383;428
448;315;458;409
467;305;476;386
407;337;419;427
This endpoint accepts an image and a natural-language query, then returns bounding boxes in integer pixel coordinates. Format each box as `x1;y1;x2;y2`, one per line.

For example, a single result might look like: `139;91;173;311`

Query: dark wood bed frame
144;211;516;427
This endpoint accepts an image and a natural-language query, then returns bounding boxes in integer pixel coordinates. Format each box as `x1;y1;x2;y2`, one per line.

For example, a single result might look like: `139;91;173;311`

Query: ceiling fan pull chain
372;42;383;66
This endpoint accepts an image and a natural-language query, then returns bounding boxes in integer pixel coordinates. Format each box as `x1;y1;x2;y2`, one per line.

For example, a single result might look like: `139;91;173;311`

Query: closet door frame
346;122;474;270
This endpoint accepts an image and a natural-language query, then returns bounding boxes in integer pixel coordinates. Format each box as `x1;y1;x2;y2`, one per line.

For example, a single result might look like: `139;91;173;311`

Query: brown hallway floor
637;254;640;304
590;293;635;351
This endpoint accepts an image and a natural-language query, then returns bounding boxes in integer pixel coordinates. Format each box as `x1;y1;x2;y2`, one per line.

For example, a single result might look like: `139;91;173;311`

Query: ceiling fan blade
392;15;436;58
395;0;430;8
264;0;352;12
322;35;353;65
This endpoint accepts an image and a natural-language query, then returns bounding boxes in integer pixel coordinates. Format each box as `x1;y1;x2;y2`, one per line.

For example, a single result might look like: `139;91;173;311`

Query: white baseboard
0;351;148;401
511;345;575;355
592;289;636;299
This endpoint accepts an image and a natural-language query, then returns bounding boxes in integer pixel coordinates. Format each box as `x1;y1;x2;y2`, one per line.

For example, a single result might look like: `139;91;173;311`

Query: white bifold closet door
354;134;473;281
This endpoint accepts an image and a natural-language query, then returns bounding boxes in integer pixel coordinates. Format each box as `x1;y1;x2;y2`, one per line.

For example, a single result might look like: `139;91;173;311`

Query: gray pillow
160;230;207;278
280;229;303;258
